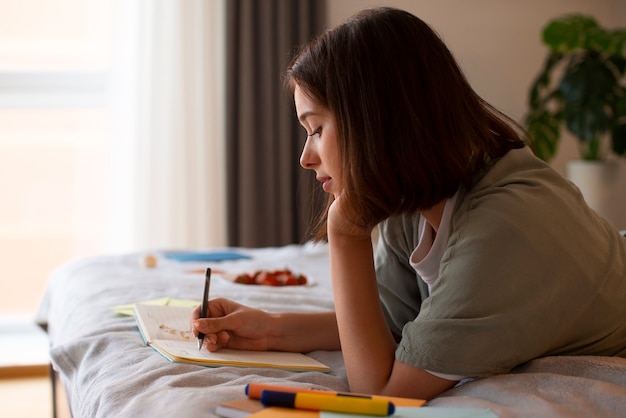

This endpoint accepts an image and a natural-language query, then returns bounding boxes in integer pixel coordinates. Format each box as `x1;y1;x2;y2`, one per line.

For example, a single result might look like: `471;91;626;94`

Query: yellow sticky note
112;297;200;316
111;297;172;316
167;298;201;308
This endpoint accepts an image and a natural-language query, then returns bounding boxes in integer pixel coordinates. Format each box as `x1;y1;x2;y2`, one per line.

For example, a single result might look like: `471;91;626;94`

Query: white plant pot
567;159;626;229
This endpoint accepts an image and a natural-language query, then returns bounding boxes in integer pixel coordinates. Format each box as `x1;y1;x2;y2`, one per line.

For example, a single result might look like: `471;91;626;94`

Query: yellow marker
260;390;395;416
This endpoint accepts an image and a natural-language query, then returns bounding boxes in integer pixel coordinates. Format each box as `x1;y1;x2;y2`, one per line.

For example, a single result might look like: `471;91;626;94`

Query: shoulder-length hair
285;7;526;241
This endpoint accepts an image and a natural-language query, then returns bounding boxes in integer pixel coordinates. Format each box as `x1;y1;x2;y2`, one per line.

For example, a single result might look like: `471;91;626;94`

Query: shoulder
452;147;591;246
434;148;626;309
439;146;620;296
460;147;573;218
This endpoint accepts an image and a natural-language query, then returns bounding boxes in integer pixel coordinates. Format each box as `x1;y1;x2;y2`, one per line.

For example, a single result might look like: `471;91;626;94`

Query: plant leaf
559;52;617;142
607;29;626;56
612;124;626;156
585;26;611;52
532;14;626;159
543;14;599;52
526;109;561;161
528;51;563;108
608;55;626;76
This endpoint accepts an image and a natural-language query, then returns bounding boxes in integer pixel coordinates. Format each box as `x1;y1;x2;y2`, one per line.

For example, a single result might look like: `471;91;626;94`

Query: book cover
215;398;318;418
133;303;330;372
215;398;265;418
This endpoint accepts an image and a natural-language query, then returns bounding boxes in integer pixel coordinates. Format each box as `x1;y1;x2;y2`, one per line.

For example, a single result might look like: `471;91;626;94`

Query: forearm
268;311;341;352
328;233;397;394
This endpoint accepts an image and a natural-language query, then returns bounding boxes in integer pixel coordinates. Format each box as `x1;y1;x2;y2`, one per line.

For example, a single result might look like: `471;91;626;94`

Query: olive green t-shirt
375;147;626;378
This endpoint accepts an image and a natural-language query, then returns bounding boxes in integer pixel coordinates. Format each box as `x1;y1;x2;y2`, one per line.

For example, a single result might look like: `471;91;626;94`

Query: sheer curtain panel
105;0;226;253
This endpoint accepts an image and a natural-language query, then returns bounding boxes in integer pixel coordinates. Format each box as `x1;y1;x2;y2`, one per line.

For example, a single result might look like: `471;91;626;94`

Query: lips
316;176;332;192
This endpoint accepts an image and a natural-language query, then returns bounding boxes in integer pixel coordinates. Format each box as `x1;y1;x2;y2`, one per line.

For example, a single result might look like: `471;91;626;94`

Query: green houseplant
525;14;626;162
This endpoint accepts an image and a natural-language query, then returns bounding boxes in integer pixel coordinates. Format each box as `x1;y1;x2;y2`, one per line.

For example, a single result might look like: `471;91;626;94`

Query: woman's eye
308;128;321;138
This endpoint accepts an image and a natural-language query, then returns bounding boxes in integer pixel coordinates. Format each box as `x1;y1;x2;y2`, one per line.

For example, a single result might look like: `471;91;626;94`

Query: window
0;0;112;316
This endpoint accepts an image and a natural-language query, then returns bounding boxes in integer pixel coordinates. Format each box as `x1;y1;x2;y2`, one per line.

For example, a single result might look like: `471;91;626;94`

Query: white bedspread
36;243;626;417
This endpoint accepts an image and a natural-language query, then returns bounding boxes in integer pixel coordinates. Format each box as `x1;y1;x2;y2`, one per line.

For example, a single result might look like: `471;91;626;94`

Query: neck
420;200;446;233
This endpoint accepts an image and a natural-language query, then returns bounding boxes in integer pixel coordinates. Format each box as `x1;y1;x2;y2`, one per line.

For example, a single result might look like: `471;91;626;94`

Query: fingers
190;305;202;335
192;311;236;350
202;331;230;352
192;313;227;334
191;304;201;319
190;298;256;351
190;298;236;334
207;297;243;317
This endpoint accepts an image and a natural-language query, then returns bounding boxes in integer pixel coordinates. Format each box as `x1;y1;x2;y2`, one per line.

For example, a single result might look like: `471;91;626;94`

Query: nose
299;137;318;169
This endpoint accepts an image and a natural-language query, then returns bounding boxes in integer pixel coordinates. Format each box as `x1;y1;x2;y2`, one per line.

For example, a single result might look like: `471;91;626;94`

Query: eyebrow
297;111;318;123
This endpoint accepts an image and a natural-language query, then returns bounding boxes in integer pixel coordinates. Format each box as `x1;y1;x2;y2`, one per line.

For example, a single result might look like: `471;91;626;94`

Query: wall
327;0;625;175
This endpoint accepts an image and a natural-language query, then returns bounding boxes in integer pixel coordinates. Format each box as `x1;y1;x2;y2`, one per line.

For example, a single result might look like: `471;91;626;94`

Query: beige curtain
225;0;326;247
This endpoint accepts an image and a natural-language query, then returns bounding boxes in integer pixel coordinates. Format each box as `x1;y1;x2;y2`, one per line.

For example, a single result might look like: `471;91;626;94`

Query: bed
36;242;626;417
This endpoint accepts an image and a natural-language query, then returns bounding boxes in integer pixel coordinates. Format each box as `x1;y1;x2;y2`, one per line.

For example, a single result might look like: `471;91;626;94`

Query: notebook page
135;303;329;371
134;303;196;342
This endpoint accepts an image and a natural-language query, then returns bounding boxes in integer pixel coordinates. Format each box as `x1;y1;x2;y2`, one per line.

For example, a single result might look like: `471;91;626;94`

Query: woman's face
294;85;342;197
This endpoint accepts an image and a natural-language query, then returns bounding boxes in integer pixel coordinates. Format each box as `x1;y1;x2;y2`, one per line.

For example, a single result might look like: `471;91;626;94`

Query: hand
327;195;373;240
191;298;274;352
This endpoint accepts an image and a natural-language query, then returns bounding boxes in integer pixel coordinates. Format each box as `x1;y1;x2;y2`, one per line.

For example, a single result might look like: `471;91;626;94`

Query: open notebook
133;304;330;372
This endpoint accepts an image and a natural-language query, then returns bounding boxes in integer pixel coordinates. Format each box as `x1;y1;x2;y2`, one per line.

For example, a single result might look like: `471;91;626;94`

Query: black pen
197;268;211;350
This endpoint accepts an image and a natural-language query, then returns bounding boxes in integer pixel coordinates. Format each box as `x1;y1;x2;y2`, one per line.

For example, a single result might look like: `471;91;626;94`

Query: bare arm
268;311;341;352
191;300;340;352
327;202;457;400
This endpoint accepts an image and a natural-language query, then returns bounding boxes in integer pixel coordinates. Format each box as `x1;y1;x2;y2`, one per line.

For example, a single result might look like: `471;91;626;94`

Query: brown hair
285;7;525;241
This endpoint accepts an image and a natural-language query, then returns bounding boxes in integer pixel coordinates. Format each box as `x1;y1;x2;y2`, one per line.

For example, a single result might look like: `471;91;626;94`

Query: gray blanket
36;243;626;417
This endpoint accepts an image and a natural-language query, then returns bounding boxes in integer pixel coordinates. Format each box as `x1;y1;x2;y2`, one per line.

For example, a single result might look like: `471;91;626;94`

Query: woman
192;7;626;400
